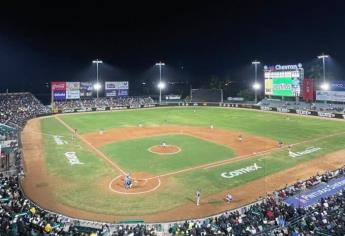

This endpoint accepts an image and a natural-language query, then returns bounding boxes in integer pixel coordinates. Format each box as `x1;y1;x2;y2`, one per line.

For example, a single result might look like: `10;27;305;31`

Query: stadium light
320;82;330;91
317;53;329;83
157;81;166;90
92;59;103;98
155;62;165;104
252;82;261;90
252;60;261;103
317;54;329;103
93;82;102;91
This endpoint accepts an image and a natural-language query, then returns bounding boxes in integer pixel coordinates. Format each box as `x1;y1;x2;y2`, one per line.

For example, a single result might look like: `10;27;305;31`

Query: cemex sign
285;176;345;208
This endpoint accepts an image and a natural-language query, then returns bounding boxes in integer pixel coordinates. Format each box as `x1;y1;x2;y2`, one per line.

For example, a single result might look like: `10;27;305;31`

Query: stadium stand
0;93;50;128
54;97;154;111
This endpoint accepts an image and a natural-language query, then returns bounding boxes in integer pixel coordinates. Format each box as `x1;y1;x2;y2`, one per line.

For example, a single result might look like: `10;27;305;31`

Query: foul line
54;115;126;176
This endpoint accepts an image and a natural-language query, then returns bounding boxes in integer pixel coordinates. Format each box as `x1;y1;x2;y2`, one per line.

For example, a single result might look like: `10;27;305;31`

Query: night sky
1;1;345;100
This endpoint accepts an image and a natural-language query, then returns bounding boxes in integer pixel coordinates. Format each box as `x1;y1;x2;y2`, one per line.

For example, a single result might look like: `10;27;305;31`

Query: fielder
195;190;201;206
238;134;243;142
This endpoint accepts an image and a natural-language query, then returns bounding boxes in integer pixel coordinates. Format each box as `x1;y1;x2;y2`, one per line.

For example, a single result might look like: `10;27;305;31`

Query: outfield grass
100;135;235;174
36;108;345;216
61;107;345;143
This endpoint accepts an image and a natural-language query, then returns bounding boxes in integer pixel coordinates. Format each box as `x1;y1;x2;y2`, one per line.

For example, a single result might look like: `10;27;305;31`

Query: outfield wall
56;102;345;120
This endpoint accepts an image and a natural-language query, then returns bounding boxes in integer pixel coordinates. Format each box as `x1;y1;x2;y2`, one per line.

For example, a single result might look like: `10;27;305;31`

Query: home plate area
109;172;161;194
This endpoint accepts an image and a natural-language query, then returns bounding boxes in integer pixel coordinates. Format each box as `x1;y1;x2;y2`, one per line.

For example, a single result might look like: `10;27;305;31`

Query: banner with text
105;81;129;97
303;79;314;102
66;82;80;99
53;91;66;101
51;82;66;92
80;82;93;97
316;90;345;102
330;81;345;91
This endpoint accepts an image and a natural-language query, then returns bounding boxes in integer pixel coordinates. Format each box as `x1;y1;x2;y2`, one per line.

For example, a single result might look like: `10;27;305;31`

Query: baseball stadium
2;80;345;235
2;3;345;235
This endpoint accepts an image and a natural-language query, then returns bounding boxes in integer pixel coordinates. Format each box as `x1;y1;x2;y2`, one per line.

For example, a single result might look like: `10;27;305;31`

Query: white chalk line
54;116;127;176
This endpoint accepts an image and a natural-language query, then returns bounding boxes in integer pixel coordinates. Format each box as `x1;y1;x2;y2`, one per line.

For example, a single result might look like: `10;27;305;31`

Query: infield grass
100;135;235;174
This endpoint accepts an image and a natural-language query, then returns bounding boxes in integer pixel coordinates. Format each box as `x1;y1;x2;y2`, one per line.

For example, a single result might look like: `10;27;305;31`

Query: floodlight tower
155;62;165;104
317;54;329;103
92;59;103;98
317;54;329;83
252;60;261;103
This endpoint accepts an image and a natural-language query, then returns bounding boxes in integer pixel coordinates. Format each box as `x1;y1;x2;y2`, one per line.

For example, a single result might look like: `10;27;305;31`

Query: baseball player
225;193;233;203
196;190;201;206
238;134;243;142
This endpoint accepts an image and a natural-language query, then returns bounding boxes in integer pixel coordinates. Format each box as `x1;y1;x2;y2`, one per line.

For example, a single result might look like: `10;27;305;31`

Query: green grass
36;108;345;216
100;135;235;174
61;107;345;143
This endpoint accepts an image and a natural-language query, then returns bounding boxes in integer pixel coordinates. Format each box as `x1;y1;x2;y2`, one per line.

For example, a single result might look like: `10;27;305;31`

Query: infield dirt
21;117;345;222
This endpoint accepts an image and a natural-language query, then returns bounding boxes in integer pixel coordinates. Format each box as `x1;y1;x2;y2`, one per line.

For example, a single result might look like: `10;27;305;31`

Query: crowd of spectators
54;97;154;111
0;93;50;128
169;166;345;235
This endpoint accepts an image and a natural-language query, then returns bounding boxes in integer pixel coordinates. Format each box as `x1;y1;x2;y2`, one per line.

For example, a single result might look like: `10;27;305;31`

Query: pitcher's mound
148;145;181;155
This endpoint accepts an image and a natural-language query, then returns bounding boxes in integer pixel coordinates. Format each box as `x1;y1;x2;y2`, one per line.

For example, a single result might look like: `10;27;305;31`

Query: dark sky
1;1;345;96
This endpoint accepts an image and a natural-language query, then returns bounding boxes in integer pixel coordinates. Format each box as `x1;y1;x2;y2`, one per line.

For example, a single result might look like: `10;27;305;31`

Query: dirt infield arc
21;117;345;222
81;126;278;156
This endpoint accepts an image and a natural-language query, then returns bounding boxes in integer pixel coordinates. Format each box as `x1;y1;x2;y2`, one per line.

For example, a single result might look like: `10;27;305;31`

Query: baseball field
21;107;345;222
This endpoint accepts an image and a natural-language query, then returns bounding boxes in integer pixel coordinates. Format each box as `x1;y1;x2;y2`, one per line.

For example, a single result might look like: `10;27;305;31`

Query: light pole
155;62;165;104
252;60;261;103
317;54;329;104
92;59;103;98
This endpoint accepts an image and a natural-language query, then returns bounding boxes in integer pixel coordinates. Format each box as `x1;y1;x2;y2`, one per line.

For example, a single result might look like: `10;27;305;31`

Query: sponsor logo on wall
260;106;271;111
221;163;262;179
317;112;335;118
277;107;290;113
296;110;311;116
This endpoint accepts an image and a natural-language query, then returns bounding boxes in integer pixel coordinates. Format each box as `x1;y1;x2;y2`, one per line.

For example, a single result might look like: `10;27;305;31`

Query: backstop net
191;89;223;103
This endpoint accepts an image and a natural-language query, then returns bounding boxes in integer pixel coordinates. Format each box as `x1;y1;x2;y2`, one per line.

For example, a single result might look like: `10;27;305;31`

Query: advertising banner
53;91;66;101
330;81;345;91
80;82;93;97
265;79;273;95
66;82;80;91
113;81;129;89
105;82;116;90
117;89;128;97
303;79;314;102
106;90;117;97
272;77;300;97
66;90;80;99
105;82;128;97
316;90;345;102
51;82;66;91
105;82;116;97
285;176;345;208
